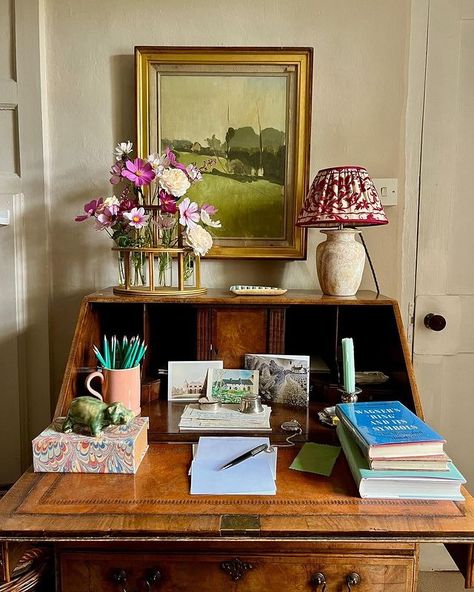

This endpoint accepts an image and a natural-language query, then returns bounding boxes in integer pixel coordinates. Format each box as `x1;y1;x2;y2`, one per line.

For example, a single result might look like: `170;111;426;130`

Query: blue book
337;422;465;500
335;401;445;460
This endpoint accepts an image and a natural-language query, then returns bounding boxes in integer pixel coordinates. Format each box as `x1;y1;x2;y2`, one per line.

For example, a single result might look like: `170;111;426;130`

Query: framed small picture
207;369;259;404
168;361;223;401
245;354;310;407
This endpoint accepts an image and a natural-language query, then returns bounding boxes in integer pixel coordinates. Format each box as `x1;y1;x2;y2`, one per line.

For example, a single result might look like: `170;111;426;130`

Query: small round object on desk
239;395;264;414
281;419;302;432
198;398;221;412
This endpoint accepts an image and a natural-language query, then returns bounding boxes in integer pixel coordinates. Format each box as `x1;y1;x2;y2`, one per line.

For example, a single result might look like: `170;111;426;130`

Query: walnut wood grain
211;308;268;367
0;444;473;543
268;308;286;353
196;307;211;360
59;550;417;592
84;288;394;305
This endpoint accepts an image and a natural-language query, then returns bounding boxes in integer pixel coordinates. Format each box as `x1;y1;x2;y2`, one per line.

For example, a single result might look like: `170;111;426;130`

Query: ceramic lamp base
316;229;365;296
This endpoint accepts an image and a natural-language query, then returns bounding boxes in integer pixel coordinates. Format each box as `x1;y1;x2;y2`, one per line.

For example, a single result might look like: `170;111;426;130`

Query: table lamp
296;166;388;296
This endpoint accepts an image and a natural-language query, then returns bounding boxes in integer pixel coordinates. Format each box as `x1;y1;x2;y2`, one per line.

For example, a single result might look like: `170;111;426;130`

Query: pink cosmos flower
75;198;103;222
119;198;137;212
109;162;123;185
186;163;202;182
201;203;218;216
123;207;149;229
178;197;200;228
96;206;116;228
121;158;156;187
159;190;178;214
164;147;188;173
200;209;221;228
153;213;176;230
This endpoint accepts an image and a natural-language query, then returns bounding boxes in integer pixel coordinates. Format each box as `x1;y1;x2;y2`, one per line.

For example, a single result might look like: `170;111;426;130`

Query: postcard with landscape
245;354;310;408
207;368;259;404
168;361;223;401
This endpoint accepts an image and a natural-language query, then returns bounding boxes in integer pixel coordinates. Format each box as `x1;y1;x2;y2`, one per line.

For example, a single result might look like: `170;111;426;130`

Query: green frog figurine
62;396;134;437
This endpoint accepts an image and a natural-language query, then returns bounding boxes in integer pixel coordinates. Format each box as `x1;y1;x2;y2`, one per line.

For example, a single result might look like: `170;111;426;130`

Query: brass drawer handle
220;558;253;581
346;572;361;591
112;569;128;592
143;568;162;591
310;572;327;591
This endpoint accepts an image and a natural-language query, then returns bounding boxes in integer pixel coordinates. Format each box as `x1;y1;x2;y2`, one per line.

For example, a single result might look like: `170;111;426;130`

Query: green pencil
93;345;107;368
103;335;110;369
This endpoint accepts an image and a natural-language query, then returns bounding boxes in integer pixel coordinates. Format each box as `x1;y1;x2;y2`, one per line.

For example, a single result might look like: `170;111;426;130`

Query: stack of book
335;401;466;500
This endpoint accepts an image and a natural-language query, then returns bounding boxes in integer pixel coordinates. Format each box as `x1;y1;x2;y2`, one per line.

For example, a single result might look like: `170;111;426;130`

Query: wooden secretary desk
1;289;474;592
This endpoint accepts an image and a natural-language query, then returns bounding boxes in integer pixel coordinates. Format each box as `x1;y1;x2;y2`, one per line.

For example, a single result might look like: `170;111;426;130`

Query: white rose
103;195;120;208
159;168;191;198
185;225;213;256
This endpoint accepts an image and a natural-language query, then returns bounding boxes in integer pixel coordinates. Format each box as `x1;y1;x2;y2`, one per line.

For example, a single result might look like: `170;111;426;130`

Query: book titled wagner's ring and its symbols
335;401;446;460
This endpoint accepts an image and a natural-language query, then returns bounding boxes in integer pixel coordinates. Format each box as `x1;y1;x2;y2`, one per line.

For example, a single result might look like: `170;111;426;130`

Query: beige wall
43;0;410;399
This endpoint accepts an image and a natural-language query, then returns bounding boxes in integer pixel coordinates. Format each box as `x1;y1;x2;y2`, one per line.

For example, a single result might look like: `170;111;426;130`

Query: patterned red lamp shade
296;166;388;227
296;166;388;297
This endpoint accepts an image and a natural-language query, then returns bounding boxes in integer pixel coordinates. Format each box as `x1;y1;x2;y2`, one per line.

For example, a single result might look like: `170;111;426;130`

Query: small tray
230;285;287;296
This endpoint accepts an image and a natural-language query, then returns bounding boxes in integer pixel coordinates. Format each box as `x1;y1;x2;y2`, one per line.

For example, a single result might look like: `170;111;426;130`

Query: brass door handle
346;572;361;591
221;558;253;581
111;569;128;592
143;568;162;591
310;572;327;591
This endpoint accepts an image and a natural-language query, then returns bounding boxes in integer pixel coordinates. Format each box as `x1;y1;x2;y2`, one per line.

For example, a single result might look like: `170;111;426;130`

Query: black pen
220;444;269;471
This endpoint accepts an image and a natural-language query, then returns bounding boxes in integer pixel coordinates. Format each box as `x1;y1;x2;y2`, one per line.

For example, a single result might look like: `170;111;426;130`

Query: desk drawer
59;550;417;592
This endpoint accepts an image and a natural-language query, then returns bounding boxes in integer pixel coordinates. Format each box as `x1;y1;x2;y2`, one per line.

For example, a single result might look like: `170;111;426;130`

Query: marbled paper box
32;417;149;474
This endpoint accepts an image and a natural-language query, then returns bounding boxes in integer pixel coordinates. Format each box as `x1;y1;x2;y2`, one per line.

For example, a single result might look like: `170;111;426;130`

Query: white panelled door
414;0;474;488
0;0;50;483
0;0;24;483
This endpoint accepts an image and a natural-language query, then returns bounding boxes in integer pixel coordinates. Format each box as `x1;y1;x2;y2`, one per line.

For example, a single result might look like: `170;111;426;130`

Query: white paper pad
190;436;277;495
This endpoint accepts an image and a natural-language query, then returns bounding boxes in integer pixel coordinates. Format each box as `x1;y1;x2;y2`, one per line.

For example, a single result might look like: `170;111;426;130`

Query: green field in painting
176;152;284;238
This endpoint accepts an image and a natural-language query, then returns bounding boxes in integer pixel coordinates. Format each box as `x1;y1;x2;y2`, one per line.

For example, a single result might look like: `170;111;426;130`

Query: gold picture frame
135;46;313;259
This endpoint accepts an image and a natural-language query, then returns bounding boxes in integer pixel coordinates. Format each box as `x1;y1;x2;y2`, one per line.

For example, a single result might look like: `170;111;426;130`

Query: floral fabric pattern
296;166;388;227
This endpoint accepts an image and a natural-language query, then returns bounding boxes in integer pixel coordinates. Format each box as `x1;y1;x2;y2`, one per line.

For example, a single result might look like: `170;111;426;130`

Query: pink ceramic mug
85;365;141;416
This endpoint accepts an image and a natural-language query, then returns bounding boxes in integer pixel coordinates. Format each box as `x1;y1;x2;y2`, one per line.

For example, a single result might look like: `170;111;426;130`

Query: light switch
0;210;10;225
373;178;398;206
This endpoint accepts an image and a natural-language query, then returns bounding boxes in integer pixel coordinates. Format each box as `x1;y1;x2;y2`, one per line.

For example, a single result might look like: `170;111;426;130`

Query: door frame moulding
13;0;52;470
404;0;462;573
400;0;430;348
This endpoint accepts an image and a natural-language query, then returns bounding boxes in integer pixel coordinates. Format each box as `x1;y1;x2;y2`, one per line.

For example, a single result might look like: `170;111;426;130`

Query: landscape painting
160;74;287;243
136;47;313;258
